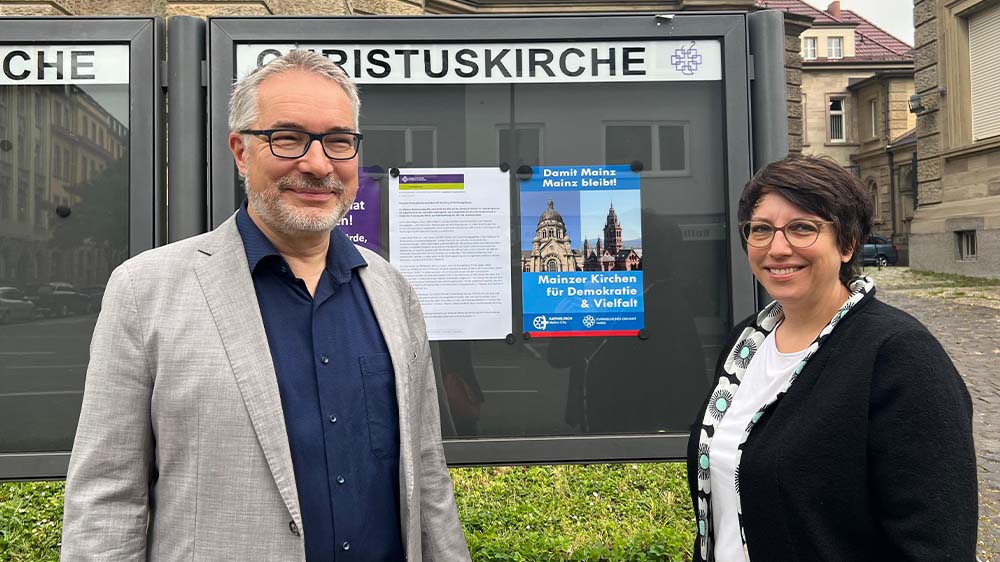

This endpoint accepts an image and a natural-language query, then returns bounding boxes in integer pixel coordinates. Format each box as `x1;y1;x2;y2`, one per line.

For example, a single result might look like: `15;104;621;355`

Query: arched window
546;259;560;272
867;179;879;221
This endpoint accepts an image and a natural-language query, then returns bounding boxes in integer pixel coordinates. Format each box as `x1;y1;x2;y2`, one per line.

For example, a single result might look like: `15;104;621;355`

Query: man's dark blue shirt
236;203;404;561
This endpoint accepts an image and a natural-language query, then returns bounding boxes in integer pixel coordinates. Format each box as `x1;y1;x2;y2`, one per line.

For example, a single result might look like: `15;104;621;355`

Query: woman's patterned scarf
694;276;875;561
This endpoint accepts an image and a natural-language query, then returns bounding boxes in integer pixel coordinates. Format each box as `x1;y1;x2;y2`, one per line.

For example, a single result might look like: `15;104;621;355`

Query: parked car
78;284;106;313
862;235;899;267
25;282;92;317
0;286;36;324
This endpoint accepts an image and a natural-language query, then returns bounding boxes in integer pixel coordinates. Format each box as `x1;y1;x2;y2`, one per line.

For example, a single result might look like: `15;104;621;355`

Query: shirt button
329;414;337;424
288;520;300;536
342;541;350;551
336;475;345;484
320;355;330;364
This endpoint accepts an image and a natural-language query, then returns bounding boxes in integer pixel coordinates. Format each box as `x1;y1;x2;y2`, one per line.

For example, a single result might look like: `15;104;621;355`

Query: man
61;50;472;562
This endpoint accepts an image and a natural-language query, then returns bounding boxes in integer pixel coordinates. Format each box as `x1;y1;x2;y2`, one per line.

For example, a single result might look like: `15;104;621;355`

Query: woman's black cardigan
686;296;978;561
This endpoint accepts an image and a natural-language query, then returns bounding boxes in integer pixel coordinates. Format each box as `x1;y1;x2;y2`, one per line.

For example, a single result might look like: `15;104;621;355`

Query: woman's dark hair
738;154;873;286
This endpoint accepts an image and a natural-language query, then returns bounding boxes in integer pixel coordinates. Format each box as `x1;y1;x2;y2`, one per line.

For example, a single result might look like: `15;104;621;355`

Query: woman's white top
710;329;808;562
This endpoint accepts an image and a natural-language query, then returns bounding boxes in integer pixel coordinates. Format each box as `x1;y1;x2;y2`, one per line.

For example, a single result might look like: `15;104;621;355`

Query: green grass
866;267;1000;293
0;481;64;562
910;270;1000;287
1;464;694;562
452;464;694;561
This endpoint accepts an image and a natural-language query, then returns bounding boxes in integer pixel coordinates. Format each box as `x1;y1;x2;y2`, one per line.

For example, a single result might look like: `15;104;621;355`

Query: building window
17;171;29;222
828;98;846;142
969;2;1000;141
957;230;977;260
801;93;808;144
34;190;46;229
0;123;8;163
0;162;10;219
498;125;543;168
869;99;878;138
827;36;844;59
604;122;689;174
361;126;437;168
34;93;45;125
868;179;879;221
802;37;817;60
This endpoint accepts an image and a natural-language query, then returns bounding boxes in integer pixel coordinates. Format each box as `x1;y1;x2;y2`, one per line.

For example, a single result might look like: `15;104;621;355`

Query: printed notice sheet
389;168;512;341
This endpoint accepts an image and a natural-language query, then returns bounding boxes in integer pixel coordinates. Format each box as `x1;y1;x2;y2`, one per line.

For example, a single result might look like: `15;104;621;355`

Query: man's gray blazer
61;215;472;562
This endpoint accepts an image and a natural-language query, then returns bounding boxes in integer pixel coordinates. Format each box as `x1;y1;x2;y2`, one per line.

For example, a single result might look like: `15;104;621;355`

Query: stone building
521;200;643;273
0;84;127;288
908;0;1000;277
580;204;643;272
756;0;916;262
0;0;808;153
2;0;809;287
521;199;581;273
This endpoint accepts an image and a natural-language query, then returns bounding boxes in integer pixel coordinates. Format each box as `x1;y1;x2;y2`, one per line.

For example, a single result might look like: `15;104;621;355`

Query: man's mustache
276;175;345;195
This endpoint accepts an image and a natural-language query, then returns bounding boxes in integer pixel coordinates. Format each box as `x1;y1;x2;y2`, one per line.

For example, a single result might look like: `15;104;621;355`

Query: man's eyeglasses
739;219;833;248
240;129;363;160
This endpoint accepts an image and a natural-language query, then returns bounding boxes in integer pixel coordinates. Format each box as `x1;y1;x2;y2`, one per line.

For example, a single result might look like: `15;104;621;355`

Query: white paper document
389;167;512;341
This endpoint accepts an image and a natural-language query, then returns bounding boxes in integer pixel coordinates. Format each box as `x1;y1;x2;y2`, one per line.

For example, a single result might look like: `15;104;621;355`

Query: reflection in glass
361;80;727;439
0;84;129;453
605;125;651;168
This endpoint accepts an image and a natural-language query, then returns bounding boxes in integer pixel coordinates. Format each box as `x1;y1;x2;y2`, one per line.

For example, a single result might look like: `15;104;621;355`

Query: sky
802;0;915;46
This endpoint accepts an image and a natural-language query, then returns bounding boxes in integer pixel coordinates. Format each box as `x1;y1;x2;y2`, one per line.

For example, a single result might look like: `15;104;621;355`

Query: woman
686;155;977;561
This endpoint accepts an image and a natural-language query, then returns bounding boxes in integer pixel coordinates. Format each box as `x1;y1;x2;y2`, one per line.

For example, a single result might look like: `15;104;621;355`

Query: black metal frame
0;17;165;480
207;12;759;466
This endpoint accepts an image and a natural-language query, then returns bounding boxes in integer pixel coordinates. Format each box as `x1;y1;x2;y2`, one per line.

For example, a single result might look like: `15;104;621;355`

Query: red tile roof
756;0;913;63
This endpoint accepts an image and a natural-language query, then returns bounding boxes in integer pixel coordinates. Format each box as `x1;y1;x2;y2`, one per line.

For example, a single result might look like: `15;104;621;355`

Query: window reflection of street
0;83;128;453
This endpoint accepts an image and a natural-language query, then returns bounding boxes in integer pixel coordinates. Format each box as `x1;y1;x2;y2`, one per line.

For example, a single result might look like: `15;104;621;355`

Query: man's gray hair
228;49;361;133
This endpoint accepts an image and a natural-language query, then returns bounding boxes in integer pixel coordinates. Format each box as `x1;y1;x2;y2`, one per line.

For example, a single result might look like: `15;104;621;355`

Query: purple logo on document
670;42;703;76
338;169;380;252
399;174;465;187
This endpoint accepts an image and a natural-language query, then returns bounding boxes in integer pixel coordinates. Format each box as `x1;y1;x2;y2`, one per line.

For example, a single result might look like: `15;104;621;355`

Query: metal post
748;10;789;310
748;9;789;172
167;16;208;242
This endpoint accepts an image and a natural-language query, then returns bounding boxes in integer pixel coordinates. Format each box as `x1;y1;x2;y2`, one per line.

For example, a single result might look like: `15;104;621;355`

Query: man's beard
244;171;353;234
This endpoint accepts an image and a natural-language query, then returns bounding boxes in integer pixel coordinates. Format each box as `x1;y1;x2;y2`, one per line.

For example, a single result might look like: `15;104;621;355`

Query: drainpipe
884;81;896;241
888;149;896;241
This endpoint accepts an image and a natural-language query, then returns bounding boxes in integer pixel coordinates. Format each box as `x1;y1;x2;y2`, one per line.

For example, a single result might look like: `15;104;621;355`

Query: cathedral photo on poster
520;189;642;273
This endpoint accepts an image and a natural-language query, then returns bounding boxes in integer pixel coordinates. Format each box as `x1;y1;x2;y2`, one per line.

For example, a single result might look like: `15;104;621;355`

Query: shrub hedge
1;463;694;561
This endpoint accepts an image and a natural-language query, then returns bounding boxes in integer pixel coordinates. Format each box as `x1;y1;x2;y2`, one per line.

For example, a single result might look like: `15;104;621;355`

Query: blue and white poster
520;165;644;337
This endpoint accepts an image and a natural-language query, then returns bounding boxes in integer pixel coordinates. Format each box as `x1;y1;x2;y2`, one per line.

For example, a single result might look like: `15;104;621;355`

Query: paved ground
866;266;999;561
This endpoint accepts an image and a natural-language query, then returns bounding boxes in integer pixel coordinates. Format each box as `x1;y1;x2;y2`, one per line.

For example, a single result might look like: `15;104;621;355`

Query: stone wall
784;15;810;154
912;0;942;206
888;78;916;140
909;0;1000;277
0;0;426;17
911;230;1000;278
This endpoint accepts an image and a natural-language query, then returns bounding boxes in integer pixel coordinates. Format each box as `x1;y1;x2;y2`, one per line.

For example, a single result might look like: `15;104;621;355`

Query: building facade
0;84;127;288
908;0;1000;277
759;0;917;262
521;200;643;273
0;0;805;289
